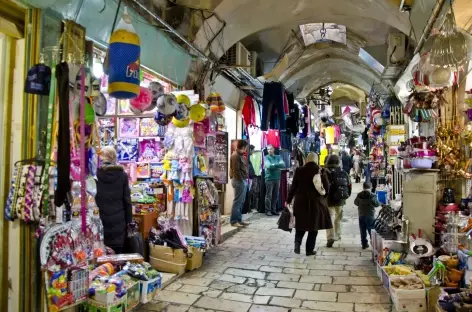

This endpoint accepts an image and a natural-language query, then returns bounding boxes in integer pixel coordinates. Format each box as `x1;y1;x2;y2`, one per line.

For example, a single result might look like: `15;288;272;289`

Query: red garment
283;92;289;115
242;96;256;127
264;130;281;148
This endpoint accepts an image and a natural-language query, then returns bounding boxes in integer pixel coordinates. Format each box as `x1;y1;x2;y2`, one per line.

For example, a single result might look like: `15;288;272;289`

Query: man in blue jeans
354;181;380;249
230;140;250;227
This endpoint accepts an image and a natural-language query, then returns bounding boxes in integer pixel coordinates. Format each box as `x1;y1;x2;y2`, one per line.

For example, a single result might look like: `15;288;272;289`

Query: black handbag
124;232;144;256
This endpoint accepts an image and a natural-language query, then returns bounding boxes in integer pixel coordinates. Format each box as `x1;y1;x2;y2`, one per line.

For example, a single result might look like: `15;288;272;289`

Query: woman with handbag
286;153;332;256
95;146;133;254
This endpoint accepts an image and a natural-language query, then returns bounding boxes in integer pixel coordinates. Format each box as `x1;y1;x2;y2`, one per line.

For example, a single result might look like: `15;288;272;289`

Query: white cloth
248;126;263;150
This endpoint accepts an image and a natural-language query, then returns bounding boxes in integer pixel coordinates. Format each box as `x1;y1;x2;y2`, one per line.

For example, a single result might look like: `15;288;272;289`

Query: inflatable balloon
157;94;177;115
154;111;173;126
172;117;190;128
130;86;152;113
189;103;206;122
93;93;107;116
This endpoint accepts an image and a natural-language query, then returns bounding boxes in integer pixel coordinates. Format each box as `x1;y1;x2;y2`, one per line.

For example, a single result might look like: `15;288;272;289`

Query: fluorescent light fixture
299;23;346;46
359;48;384;74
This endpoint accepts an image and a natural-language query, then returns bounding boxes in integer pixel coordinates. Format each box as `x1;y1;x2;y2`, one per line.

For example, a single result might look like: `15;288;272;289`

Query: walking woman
286;152;332;256
95;146;133;254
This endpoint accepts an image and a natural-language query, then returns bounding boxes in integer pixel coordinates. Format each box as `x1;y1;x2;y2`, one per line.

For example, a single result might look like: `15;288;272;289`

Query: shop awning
18;0;192;85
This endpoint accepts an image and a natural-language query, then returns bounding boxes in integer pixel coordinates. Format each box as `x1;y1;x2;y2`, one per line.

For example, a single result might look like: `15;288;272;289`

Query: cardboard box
186;247;203;271
392;296;427;312
149;244;187;275
389;275;426;300
88;297;127;312
126;279;141;311
139;275;162;304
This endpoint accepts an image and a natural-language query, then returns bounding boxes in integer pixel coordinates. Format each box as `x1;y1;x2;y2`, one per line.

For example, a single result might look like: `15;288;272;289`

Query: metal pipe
130;0;210;61
413;0;448;55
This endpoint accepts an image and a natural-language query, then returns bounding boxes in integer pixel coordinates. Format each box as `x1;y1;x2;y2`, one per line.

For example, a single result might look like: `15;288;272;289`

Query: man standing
325;154;352;247
264;145;286;216
230;140;250;227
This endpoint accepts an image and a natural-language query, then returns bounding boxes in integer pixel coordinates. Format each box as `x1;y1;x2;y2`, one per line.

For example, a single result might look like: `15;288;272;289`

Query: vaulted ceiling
191;0;421;102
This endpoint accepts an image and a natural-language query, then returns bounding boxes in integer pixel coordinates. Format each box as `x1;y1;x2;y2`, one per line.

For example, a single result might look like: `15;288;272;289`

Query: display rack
193;177;221;249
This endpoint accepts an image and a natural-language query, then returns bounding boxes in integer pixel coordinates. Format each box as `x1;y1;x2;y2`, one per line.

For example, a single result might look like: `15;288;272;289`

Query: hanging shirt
265;130;280;148
242;96;256;127
283;92;289;116
250;151;263;176
248;126;263;150
325;126;335;144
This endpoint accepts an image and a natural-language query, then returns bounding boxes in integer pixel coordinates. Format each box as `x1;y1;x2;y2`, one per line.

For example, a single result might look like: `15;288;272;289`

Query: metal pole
413;0;448;55
131;0;211;61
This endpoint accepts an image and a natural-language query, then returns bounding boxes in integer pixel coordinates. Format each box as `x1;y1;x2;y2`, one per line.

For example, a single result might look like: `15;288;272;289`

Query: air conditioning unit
387;33;406;66
249;51;258;77
224;42;251;72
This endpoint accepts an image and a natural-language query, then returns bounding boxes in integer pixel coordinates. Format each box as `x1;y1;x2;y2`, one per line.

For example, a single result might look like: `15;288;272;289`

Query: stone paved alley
140;183;392;312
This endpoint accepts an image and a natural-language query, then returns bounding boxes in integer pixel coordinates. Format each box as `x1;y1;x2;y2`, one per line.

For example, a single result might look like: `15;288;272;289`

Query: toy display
119;118;139;138
117;139;138;162
195;178;220;248
140;118;160;137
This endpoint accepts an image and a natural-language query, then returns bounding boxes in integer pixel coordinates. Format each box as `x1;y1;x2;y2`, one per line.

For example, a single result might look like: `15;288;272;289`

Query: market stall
2;9;230;311
370;6;472;311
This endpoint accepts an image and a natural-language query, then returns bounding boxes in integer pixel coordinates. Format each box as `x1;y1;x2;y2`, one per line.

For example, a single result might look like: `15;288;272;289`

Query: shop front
0;1;234;311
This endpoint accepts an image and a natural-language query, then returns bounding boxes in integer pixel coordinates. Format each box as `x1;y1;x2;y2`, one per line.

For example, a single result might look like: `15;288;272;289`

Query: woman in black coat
286;152;332;256
95;146;132;254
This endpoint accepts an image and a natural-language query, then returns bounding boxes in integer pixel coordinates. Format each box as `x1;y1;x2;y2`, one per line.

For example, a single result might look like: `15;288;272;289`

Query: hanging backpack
329;168;350;201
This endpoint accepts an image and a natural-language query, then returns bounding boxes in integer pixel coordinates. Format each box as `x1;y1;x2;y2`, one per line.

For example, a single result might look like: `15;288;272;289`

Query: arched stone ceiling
331;83;366;103
194;0;410;56
193;0;413;98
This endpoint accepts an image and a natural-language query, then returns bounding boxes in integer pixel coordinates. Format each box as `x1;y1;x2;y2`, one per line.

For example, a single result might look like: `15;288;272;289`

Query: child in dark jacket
354;182;380;249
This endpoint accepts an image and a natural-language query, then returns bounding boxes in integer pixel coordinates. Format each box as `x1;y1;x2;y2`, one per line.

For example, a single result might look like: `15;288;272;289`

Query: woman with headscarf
95;146;132;254
286;152;332;256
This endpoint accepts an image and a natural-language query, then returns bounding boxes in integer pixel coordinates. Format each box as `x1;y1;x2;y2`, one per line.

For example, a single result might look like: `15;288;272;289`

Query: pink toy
139;139;159;162
179;156;191;183
119;118;139;138
130;86;153;113
137;163;150;178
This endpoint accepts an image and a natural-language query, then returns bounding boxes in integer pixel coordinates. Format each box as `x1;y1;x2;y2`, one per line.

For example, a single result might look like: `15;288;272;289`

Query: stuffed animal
162;152;173;182
170;154;180;181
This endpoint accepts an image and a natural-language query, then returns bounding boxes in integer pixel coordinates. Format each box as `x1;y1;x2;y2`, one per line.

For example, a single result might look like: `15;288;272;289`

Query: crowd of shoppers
228;142;379;257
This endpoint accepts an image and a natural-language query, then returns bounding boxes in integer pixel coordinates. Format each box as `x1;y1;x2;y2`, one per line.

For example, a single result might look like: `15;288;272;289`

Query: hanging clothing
265;130;281;148
325;126;335;144
261;82;286;131
280;150;291;168
242;96;256;127
283;92;289;115
254;101;262;127
250;176;261;211
250;151;263;176
54;62;71;207
248;125;263;150
300;106;309;138
285;93;299;136
280;169;288;211
280;132;292;151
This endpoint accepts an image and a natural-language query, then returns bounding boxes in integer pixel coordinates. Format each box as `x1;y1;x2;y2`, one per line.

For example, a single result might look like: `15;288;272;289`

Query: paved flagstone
140;183;392;312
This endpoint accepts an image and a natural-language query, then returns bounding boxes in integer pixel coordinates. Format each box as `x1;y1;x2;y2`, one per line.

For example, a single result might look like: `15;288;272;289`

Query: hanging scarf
79;65;87;233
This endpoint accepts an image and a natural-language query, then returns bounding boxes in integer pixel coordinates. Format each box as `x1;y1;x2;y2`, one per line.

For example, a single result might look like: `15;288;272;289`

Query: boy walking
354;182;380;249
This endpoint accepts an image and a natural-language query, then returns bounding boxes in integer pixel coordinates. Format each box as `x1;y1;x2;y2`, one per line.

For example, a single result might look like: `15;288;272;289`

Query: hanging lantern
429;9;468;69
